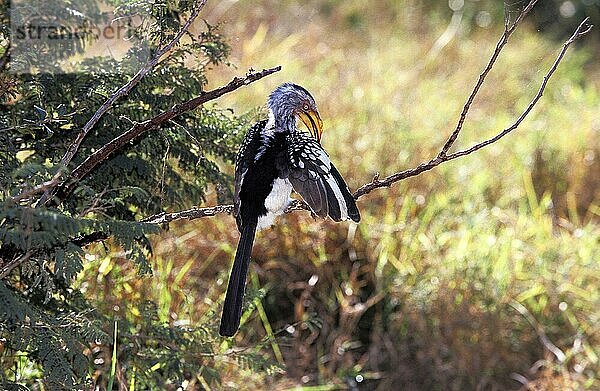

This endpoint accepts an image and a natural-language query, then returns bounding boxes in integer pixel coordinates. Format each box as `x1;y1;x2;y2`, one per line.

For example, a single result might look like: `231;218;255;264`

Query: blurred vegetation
423;0;600;42
2;0;600;390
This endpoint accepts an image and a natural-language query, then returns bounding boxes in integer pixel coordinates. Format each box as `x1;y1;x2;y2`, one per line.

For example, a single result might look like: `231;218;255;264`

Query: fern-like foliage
0;0;267;389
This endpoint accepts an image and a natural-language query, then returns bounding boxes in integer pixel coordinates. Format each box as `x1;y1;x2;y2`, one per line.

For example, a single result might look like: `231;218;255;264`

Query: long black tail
219;221;257;336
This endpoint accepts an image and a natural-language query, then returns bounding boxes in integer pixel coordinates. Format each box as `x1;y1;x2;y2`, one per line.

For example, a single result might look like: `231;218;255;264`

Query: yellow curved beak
298;110;323;143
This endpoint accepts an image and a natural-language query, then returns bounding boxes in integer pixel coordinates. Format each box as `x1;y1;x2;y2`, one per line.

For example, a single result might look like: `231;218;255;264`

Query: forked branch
438;0;539;159
353;16;592;198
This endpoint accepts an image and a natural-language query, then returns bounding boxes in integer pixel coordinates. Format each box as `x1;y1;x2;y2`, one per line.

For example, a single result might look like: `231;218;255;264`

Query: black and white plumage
219;83;360;337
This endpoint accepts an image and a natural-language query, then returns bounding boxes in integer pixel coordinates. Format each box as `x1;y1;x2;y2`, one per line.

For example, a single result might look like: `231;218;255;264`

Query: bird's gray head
267;83;323;142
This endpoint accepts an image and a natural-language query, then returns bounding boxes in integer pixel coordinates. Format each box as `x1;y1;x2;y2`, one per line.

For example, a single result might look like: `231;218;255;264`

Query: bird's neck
267;108;296;133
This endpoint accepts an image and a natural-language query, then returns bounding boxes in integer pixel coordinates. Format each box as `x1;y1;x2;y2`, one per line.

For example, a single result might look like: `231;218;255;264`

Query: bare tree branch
44;66;281;206
138;16;593;227
32;0;208;205
438;0;538;158
10;176;62;204
141;204;234;225
0;251;33;279
444;18;593;160
354;17;592;198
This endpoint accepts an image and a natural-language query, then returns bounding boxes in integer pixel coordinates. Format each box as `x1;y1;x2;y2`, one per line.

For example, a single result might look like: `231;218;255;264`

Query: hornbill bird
219;83;360;337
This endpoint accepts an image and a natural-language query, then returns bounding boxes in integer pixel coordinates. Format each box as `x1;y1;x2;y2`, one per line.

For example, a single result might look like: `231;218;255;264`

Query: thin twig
34;0;207;206
141;204;234;224
47;66;281;206
438;0;539;158
353;16;591;199
444;17;593;160
510;300;566;363
10;176;62;203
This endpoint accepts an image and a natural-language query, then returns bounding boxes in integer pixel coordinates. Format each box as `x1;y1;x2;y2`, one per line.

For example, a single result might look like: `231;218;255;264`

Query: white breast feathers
258;178;293;230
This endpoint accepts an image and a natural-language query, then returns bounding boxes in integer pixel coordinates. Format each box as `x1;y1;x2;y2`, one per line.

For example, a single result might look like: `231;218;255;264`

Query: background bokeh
78;1;599;389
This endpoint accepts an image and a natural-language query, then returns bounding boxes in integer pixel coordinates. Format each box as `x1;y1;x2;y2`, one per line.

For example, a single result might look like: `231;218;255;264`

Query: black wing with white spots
286;132;360;222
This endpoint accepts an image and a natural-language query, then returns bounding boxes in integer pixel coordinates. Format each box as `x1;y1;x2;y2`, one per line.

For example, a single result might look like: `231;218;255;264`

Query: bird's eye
303;104;309;111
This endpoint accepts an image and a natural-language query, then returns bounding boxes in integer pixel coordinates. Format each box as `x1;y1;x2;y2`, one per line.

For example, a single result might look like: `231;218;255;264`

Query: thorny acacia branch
31;1;208;206
141;13;593;226
141;204;234;225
